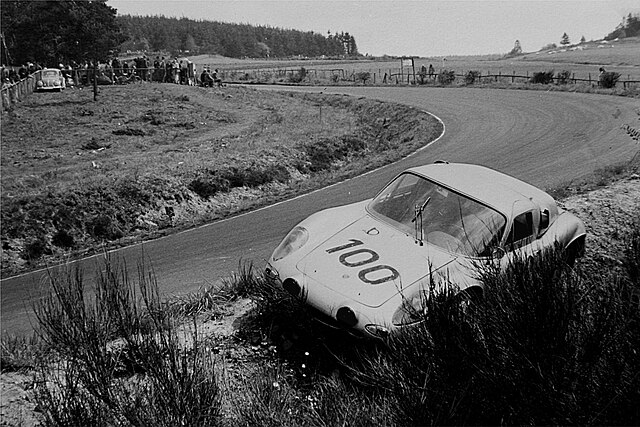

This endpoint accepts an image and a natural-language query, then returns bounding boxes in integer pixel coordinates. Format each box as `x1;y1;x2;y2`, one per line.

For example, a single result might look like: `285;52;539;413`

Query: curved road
2;87;638;335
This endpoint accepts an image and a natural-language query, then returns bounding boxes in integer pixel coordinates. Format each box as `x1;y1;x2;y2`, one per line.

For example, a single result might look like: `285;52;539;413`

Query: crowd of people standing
99;56;222;87
2;55;224;88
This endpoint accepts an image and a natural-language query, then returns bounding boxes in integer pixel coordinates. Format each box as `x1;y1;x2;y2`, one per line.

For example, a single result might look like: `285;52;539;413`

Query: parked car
36;68;65;91
265;162;586;339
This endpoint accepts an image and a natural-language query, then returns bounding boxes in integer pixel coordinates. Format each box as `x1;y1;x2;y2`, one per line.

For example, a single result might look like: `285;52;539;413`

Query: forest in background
116;15;360;59
606;13;640;40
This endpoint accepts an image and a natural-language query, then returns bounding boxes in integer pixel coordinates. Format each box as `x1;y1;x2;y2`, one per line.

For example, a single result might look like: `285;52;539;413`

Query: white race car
265;162;586;339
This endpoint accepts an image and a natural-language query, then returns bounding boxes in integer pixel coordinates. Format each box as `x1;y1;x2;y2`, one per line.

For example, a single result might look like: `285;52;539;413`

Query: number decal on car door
326;239;399;285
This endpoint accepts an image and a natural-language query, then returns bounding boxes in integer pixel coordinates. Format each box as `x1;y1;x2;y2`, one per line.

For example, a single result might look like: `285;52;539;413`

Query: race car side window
506;211;534;248
539;209;550;234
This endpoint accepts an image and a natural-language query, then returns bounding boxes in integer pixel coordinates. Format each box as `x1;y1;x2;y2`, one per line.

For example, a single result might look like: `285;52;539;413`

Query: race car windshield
42;71;59;77
367;172;506;257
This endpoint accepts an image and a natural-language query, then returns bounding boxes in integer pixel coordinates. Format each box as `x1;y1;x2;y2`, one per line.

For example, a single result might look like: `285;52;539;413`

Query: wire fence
1;70;41;110
224;66;640;89
3;66;639;111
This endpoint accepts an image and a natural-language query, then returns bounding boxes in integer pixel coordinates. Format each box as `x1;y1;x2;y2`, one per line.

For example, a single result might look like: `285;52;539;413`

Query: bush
189;163;291;199
437;69;456;85
22;237;51;260
556;70;572;85
188;172;230;199
355;71;371;84
349;247;640;425
288;67;307;83
87;213;124;240
51;229;75;249
599;71;621;88
222;164;290;188
464;70;480;85
32;256;222;426
300;134;367;173
530;70;555;84
624;217;640;285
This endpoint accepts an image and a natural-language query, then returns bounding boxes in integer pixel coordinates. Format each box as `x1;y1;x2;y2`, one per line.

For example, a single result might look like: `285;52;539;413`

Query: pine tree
560;32;570;46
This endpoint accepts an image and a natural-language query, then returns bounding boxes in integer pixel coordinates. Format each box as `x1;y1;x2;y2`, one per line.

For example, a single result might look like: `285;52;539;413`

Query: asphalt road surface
2;86;638;336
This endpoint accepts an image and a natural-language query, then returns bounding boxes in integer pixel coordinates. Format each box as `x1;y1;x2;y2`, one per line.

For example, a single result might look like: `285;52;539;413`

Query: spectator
179;60;187;84
165;58;172;83
153;56;161;82
18;64;28;80
172;58;179;84
200;67;213;87
187;60;196;86
213;69;222;87
112;57;121;77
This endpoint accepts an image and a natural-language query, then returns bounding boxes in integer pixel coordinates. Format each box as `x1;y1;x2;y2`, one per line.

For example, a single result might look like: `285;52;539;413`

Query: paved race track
2;87;638;335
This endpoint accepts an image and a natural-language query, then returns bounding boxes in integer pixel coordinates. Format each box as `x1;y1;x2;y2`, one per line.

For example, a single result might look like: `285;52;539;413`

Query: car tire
564;236;586;267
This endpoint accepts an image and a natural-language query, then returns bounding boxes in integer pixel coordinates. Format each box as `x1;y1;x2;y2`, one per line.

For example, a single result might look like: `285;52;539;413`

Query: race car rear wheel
564;236;586;267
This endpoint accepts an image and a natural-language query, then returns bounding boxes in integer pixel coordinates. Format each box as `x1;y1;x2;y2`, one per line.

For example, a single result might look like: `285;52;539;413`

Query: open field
1;84;441;275
187;36;640;84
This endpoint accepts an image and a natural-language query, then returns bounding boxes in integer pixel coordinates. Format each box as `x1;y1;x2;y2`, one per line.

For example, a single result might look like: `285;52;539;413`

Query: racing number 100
326;239;400;285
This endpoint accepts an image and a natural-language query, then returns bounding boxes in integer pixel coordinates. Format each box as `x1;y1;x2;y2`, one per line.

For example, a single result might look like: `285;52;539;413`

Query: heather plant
437;69;456;85
0;333;46;373
556;70;572;84
355;71;371;84
464;70;480;85
599;71;621;88
288;67;307;83
530;70;555;84
624;216;640;285
32;256;221;426
343;246;640;425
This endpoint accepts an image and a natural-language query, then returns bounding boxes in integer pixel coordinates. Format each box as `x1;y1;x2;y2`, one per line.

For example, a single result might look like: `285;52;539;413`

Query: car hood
296;214;458;308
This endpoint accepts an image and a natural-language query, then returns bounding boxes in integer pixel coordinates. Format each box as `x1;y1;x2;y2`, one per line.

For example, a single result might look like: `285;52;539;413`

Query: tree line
605;13;640;40
1;0;124;67
1;1;360;68
116;15;359;59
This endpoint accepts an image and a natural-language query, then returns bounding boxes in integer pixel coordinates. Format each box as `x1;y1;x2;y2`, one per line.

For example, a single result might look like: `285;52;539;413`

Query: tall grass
31;255;221;426
345;244;640;425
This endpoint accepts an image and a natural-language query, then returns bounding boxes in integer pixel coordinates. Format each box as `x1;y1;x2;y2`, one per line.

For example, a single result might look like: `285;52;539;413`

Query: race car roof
407;162;557;216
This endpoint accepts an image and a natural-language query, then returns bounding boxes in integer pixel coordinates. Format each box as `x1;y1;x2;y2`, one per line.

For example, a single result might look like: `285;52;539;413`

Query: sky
107;0;640;57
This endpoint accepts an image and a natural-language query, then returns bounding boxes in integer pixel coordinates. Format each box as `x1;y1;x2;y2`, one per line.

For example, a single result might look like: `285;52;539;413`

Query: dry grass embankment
0;83;442;276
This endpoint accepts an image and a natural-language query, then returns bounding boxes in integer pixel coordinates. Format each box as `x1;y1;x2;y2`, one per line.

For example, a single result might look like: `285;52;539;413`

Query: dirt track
2;86;638;336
